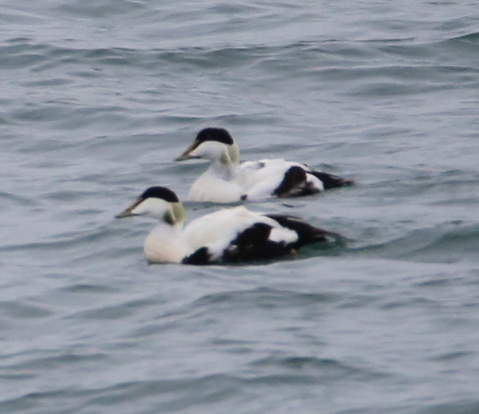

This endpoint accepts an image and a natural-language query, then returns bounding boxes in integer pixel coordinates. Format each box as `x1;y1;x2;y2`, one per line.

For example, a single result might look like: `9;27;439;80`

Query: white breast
143;223;192;263
188;170;244;203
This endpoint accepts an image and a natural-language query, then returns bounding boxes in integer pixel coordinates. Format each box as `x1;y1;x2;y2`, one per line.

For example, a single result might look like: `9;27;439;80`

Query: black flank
183;247;212;265
223;222;292;262
273;166;310;197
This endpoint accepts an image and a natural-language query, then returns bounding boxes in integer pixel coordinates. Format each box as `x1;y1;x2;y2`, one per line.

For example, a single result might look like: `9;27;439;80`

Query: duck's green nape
168;201;185;225
219;141;240;166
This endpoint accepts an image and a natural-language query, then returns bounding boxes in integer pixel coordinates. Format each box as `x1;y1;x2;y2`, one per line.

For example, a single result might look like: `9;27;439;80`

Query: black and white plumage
116;186;342;265
175;127;354;203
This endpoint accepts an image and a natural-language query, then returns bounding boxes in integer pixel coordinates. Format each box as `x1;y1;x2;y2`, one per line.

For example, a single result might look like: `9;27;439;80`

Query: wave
192;286;338;309
2;34;472;71
419;400;479;414
449;31;479;44
249;354;388;382
353;222;479;264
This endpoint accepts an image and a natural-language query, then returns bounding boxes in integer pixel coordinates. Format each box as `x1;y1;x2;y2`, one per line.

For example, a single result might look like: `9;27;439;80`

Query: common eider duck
116;186;342;264
175;127;354;203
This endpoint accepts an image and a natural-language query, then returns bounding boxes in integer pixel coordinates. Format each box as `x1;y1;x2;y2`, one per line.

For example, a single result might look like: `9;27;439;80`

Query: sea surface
1;1;479;413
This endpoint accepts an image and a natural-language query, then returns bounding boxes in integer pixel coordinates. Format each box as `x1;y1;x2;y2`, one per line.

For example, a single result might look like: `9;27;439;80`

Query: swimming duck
175;127;354;203
116;186;342;264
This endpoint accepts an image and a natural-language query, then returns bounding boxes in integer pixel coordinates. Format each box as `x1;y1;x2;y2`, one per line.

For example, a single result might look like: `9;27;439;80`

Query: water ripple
358;222;479;264
2;1;479;413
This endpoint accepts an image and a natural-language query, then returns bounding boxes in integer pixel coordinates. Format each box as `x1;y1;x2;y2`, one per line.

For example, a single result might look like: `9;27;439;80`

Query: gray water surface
1;1;479;413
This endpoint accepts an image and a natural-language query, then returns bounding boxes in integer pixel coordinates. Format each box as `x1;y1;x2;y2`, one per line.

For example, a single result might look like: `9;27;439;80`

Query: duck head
175;127;240;166
116;186;185;226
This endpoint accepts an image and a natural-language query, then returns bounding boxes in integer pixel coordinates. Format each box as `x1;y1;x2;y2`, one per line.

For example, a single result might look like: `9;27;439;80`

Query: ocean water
1;0;479;413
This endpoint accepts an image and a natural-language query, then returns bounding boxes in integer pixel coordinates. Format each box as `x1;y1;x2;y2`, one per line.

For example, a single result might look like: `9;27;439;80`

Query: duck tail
309;170;354;190
265;214;344;246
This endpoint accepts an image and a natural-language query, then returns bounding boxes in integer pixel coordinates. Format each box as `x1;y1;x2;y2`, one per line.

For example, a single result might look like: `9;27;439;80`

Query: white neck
208;158;239;180
193;141;240;180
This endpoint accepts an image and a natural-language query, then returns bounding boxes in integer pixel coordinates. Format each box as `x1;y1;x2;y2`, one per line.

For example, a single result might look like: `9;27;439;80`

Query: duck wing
181;207;299;264
236;159;323;200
